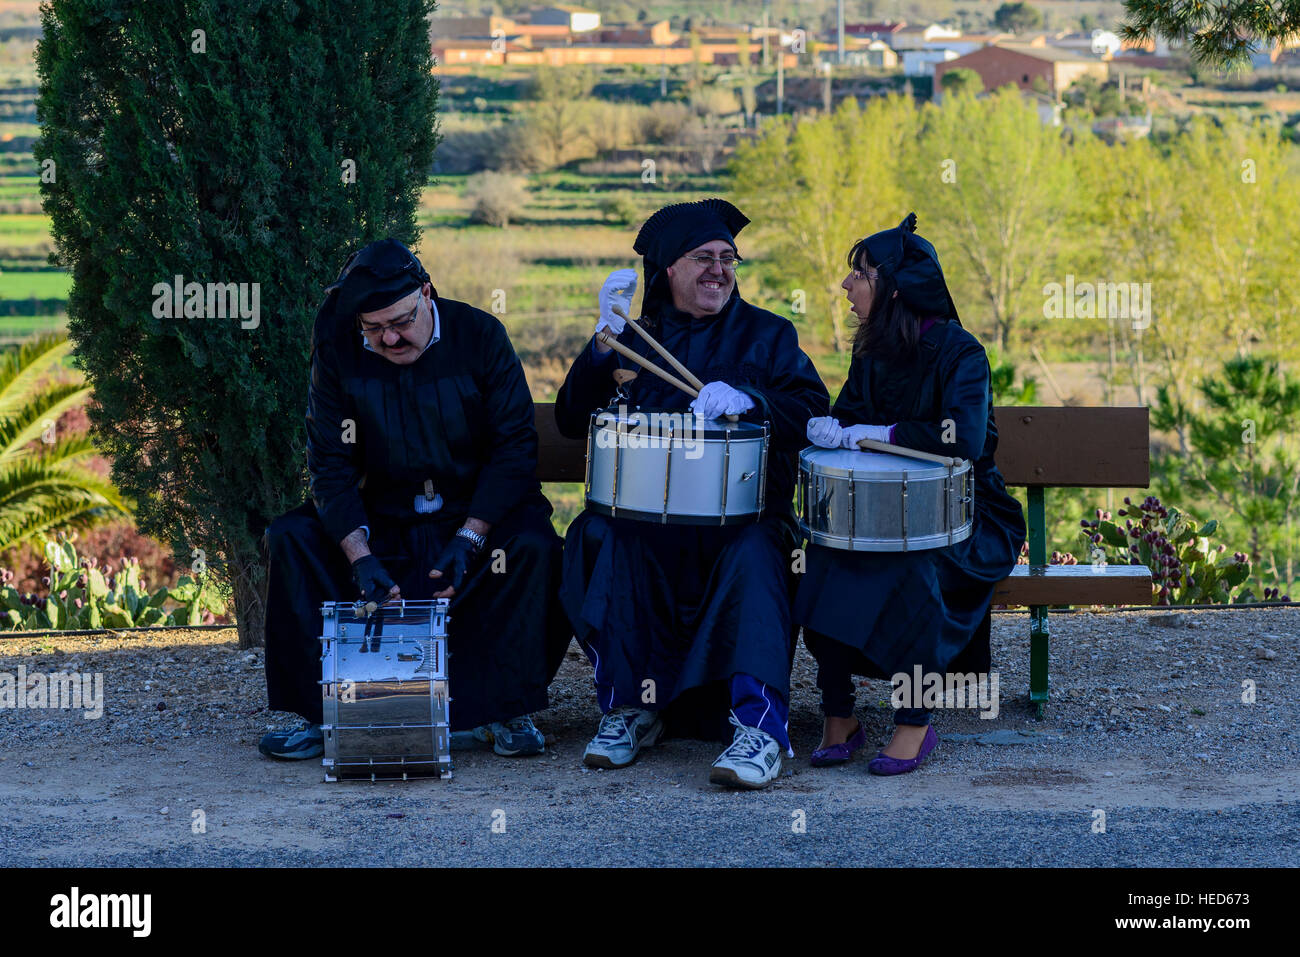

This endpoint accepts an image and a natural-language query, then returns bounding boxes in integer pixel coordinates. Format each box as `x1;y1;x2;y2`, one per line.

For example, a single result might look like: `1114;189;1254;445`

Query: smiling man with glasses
554;199;830;789
257;239;570;763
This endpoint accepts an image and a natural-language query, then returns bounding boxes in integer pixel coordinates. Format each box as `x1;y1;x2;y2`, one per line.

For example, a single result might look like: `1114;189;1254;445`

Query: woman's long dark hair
847;237;921;361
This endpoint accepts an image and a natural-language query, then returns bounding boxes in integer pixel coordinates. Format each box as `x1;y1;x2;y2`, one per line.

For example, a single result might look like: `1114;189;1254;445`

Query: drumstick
596;332;699;398
612;305;706;392
609;305;737;421
857;437;960;468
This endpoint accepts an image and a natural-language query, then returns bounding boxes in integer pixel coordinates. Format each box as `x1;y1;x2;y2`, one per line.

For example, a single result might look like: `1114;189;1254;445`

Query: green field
0;269;69;298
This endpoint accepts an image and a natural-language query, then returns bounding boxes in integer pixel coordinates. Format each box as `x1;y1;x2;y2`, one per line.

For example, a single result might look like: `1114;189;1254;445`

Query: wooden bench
534;404;1151;717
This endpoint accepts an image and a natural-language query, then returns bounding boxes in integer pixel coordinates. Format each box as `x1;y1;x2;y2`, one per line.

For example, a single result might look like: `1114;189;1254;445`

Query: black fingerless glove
429;535;481;594
351;554;395;606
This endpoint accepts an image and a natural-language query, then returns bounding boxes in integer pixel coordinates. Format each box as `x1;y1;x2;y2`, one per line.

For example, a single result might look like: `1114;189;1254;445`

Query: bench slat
994;564;1152;607
994;406;1149;488
534;404;1150;489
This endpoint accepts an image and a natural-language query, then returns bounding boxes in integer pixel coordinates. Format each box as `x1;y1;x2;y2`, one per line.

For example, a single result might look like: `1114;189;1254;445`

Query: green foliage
35;1;440;646
0;332;130;548
1120;0;1300;70
1080;496;1261;605
987;348;1038;405
1151;355;1300;594
940;68;984;96
0;533;226;631
994;2;1044;33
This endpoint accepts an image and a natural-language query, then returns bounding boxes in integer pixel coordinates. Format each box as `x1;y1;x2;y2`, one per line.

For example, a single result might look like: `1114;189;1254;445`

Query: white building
891;23;962;51
528;5;601;33
1051;30;1122;58
902;48;959;76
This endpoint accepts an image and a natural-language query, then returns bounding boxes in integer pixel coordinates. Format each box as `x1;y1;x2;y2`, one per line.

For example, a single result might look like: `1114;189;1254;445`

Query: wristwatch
454;526;487;552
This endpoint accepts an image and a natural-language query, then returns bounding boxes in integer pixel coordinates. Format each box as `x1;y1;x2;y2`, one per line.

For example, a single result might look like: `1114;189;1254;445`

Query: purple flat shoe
867;725;938;776
810;722;867;767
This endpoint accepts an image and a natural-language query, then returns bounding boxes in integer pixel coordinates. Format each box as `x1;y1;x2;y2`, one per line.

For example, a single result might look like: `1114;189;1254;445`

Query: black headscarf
633;198;749;314
857;212;960;324
312;238;435;351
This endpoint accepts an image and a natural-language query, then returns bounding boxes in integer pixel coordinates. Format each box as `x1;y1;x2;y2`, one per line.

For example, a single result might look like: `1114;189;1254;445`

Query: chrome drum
319;599;451;782
798;447;973;552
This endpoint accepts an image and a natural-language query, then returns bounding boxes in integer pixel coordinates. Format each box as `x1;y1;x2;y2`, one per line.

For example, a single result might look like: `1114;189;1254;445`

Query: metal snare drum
319;599;452;782
797;447;973;552
584;407;769;525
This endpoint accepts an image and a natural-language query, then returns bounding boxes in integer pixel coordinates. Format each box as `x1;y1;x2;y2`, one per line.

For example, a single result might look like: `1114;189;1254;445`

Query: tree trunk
230;553;269;650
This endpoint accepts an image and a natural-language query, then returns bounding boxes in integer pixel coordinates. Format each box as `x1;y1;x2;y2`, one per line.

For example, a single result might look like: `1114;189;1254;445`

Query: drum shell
319;600;452;781
584;408;768;525
797;448;974;552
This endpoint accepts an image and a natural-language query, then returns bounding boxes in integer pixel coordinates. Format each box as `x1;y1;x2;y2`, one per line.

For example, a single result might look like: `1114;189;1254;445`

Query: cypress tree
35;1;439;646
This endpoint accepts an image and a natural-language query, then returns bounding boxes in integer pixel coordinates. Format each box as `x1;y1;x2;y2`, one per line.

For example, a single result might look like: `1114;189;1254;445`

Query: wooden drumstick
612;305;705;392
597;332;699;398
857;437;959;468
609;305;738;421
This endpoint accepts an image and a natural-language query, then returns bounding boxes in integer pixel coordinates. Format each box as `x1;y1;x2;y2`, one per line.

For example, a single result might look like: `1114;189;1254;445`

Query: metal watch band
455;526;486;551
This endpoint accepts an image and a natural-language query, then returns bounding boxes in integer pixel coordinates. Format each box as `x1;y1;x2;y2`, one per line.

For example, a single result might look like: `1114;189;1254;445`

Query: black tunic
555;292;830;732
792;320;1026;677
263;296;569;730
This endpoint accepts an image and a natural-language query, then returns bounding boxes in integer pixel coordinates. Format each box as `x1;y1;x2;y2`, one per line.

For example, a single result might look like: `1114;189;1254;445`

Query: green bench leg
1027;486;1048;718
1029;605;1048;719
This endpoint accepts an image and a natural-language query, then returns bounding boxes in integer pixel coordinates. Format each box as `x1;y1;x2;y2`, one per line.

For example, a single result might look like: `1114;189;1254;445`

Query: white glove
691;381;756;419
841;423;893;449
596;268;638;336
806;416;844;448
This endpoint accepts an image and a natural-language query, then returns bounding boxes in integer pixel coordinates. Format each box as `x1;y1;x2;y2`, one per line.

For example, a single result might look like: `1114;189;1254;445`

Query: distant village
430;3;1300;107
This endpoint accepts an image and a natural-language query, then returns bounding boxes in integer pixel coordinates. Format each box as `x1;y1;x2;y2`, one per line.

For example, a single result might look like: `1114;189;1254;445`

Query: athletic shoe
472;715;546;756
709;713;781;789
258;722;323;760
582;706;663;769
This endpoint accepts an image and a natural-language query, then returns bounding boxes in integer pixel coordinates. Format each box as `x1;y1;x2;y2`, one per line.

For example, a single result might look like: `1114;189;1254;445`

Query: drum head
799;446;954;479
594;407;764;439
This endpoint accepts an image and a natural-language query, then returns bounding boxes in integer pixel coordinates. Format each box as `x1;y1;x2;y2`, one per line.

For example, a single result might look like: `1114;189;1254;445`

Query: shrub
466;172;529;228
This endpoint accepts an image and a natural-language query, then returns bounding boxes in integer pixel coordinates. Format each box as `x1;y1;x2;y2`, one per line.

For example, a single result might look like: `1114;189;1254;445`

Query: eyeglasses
359;296;421;337
683;253;743;270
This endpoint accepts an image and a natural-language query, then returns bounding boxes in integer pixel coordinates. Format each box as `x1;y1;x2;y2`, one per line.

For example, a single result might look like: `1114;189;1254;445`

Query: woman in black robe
793;214;1026;775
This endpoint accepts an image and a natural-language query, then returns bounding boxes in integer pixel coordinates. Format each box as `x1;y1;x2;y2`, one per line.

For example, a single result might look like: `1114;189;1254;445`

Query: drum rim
586;499;764;526
593;407;766;439
798;445;967;479
799;520;975;551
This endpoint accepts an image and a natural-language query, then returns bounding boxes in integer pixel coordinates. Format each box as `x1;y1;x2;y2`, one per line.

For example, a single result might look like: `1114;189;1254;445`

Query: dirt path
2;608;1297;866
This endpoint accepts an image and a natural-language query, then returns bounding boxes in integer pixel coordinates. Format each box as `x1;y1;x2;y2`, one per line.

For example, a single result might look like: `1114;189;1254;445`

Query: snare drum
584;407;769;525
319;599;452;782
798;447;973;552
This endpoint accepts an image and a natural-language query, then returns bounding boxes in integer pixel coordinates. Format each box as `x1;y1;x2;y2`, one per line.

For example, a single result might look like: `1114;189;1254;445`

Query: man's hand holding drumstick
594;268;754;422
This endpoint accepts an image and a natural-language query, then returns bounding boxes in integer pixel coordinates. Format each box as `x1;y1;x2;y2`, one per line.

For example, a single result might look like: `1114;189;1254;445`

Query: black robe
555;292;830;735
792;320;1026;678
263;296;570;730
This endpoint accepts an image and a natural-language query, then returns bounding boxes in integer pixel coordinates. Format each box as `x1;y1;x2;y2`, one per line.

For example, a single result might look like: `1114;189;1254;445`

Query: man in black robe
556;199;830;789
258;239;569;761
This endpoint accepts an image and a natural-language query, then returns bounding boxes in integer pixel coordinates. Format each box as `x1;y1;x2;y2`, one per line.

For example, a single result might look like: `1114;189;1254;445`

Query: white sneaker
582;706;663;769
709;713;781;789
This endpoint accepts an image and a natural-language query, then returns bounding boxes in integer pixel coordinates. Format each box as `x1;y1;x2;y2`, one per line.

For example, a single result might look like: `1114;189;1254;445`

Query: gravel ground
1;607;1298;867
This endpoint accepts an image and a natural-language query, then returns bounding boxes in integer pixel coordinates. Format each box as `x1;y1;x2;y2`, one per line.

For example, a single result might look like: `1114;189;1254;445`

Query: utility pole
837;0;845;65
777;42;784;114
822;61;832;112
762;0;770;70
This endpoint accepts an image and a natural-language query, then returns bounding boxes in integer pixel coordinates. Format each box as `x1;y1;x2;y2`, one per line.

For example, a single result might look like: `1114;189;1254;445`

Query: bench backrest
534;404;1149;488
